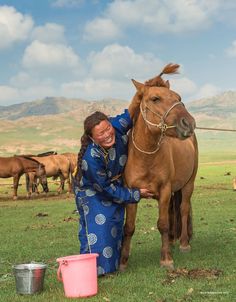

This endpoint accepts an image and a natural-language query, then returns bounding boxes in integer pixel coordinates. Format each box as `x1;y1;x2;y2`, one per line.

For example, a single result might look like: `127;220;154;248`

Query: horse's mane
145;63;180;87
16;155;44;166
37;151;57;157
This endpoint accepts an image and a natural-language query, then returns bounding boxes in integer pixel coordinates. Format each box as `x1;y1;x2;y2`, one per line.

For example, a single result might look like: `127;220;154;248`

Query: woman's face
91;120;115;149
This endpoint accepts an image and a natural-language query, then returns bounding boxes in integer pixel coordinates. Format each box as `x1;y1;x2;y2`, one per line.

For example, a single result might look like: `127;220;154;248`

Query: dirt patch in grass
163;268;222;284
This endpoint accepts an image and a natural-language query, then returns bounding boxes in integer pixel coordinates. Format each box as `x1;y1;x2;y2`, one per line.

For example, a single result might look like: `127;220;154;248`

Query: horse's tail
168;190;193;242
168;190;182;242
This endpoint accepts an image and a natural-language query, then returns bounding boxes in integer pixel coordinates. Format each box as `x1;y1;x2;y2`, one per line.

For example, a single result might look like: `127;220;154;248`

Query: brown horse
120;63;198;270
0;156;48;199
26;154;71;195
61;152;77;191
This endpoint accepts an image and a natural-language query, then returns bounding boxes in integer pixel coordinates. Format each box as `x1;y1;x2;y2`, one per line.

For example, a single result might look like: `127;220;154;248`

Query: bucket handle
57;260;68;282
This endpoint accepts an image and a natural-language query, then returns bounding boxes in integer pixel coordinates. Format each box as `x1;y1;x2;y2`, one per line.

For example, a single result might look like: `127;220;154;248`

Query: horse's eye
151;96;160;102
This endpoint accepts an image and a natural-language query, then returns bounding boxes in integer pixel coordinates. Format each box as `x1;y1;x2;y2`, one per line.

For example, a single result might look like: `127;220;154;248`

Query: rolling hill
0;91;236;159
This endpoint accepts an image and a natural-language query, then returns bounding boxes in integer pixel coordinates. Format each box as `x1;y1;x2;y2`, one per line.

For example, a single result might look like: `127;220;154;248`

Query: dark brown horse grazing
0;156;48;200
120;63;198;270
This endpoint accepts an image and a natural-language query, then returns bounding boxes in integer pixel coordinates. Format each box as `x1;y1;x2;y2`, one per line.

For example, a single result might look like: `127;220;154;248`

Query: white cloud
82;0;222;41
22;40;81;70
0;5;34;49
171;77;197;98
31;23;65;44
193;83;221;100
225;40;236;57
51;0;84;8
0;85;19;105
83;18;121;42
61;78;133;100
88;44;163;80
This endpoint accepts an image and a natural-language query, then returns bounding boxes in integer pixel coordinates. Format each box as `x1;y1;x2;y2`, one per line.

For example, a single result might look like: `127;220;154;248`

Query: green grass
0;162;236;302
1;131;236;301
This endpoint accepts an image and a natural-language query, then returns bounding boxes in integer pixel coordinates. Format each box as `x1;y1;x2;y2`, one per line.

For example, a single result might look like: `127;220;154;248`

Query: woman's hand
140;188;154;198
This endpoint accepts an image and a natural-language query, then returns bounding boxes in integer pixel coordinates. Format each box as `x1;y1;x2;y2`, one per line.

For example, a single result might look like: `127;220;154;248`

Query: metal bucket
13;263;47;295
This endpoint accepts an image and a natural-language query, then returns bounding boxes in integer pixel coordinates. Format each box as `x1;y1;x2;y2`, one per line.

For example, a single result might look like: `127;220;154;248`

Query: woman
74;99;153;276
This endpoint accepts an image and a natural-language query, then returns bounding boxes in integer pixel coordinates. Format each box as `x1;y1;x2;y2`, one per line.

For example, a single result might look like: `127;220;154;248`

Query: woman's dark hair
75;111;109;185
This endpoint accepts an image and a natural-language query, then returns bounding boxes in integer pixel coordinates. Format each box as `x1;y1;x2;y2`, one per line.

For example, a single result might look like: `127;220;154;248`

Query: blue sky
1;0;236;106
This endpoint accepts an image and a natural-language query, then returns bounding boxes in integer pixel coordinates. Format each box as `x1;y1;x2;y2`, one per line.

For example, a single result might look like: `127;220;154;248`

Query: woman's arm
84;156;141;204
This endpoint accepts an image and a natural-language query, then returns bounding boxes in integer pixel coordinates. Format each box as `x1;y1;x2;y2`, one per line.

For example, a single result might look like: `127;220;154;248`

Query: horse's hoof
119;264;127;272
180;245;191;253
160;260;174;270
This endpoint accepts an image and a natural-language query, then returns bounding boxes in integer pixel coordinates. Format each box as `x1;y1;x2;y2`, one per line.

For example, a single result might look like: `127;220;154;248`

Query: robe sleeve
84;155;140;204
109;109;132;135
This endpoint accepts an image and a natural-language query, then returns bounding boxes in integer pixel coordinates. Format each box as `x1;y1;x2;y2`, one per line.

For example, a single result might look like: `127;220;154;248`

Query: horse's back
0;156;23;178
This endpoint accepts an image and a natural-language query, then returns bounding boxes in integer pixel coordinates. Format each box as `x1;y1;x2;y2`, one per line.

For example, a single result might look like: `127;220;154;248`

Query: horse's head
36;163;49;193
132;63;196;140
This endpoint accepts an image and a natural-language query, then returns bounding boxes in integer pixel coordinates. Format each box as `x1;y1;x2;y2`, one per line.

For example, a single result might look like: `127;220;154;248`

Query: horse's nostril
180;117;189;128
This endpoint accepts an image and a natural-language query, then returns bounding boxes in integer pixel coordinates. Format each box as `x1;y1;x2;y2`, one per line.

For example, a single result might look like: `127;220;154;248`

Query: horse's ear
131;79;145;91
165;80;170;88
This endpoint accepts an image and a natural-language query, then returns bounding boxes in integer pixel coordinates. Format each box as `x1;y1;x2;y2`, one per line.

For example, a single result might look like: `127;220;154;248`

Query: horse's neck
21;159;38;171
132;114;161;152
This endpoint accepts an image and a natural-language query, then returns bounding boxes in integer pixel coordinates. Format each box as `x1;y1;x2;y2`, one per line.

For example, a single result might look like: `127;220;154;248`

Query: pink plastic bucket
57;254;99;298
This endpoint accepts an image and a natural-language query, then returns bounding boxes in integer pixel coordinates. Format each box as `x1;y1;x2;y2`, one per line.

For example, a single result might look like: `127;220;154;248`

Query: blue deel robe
75;109;140;275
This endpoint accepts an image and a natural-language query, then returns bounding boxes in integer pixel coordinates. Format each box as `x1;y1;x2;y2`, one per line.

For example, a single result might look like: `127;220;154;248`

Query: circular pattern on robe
117;240;122;250
79;177;84;187
88;233;97;245
81;159;88;171
114;210;120;220
83;205;89;215
95;214;106;225
108;148;116;160
101;201;112;207
91;148;100;158
113;198;122;204
111;226;117;238
97;170;106;177
103;246;113;258
121;135;128;144
119;117;128;128
107;171;112;178
119;154;127;166
85;189;96;196
97;266;105;276
110;184;116;191
133;190;140;201
93;183;103;192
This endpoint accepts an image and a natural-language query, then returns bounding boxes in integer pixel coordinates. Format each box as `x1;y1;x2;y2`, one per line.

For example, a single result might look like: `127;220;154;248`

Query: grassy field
0;132;236;302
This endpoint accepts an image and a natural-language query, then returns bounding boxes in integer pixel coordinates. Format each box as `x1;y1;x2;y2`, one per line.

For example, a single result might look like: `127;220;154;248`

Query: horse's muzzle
42;183;49;193
176;116;196;139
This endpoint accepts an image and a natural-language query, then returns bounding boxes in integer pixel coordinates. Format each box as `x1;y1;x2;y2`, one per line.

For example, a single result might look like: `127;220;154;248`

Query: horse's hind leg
119;203;138;272
179;184;194;252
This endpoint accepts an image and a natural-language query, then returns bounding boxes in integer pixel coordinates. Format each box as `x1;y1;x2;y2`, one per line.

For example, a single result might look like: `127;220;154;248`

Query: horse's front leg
119;203;138;272
57;174;64;193
157;187;173;269
13;174;20;200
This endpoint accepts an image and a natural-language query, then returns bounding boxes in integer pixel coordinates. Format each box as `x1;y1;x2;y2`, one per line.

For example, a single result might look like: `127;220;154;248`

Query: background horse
120;63;198;270
26;154;71;195
61;152;77;191
0;156;48;199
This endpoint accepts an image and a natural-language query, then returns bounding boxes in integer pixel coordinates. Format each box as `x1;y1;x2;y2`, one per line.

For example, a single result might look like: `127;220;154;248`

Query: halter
132;101;184;154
